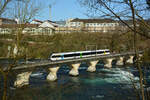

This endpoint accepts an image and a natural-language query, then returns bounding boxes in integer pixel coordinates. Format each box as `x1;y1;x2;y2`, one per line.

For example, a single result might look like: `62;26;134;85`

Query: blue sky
37;0;88;21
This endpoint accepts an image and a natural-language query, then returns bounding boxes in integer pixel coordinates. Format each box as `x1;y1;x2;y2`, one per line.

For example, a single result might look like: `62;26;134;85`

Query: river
0;60;150;100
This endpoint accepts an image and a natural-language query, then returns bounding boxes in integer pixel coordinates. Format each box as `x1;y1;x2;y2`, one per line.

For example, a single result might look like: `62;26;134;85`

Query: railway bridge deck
1;51;143;87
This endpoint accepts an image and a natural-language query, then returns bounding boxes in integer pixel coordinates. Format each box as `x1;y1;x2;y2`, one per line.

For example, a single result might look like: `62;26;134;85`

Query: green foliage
23;32;112;58
0;32;149;59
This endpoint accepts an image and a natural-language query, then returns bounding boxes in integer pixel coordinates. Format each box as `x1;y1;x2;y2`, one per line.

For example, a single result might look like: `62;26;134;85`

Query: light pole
49;4;52;21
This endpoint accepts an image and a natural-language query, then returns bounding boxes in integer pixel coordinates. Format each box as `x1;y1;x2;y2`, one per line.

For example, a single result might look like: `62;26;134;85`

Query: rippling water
0;60;150;100
8;65;150;100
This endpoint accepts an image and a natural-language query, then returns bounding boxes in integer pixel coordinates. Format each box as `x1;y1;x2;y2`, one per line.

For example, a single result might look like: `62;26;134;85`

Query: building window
86;23;89;27
32;29;35;32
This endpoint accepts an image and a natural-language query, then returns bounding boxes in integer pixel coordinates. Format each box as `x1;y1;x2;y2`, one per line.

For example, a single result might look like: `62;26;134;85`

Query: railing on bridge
12;51;143;70
0;51;143;87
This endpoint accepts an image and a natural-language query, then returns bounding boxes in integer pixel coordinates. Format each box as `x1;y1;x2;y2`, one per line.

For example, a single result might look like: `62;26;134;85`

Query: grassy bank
0;32;149;59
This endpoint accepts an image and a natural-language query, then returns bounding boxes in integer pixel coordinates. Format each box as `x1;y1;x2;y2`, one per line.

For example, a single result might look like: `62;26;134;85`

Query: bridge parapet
9;51;144;88
11;51;143;71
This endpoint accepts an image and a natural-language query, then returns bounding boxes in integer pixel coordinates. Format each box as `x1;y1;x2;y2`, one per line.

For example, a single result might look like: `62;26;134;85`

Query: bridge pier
139;54;143;57
14;72;32;87
104;58;114;68
138;54;143;61
69;63;81;76
87;60;99;72
116;57;124;66
126;56;134;64
47;67;60;81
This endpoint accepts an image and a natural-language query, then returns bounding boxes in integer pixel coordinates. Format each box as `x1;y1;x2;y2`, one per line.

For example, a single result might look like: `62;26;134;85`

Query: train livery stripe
50;49;110;60
61;54;64;60
80;53;82;58
104;51;106;55
52;51;108;58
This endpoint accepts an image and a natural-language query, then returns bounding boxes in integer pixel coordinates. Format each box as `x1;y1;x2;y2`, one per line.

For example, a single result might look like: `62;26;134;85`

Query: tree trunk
129;0;145;100
2;73;8;100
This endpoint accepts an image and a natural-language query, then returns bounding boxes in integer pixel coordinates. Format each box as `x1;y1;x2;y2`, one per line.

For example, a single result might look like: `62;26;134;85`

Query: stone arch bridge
2;51;143;87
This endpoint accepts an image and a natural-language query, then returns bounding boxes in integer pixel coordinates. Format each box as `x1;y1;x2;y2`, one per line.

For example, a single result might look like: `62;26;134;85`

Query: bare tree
0;1;14;100
10;0;42;58
0;0;42;100
78;0;150;100
78;0;150;39
11;0;42;23
0;0;12;16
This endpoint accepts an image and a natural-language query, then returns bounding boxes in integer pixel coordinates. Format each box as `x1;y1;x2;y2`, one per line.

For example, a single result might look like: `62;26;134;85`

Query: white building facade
64;18;119;32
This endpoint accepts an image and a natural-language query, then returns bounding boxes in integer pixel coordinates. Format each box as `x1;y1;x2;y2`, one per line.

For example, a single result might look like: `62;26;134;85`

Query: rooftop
32;19;43;23
0;24;39;28
70;18;117;23
0;18;16;22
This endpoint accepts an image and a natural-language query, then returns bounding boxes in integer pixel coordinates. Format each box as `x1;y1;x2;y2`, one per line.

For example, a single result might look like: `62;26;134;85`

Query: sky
37;0;88;21
4;0;150;21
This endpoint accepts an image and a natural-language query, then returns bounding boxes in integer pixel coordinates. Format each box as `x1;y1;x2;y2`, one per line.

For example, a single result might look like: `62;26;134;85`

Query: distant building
56;18;119;33
0;18;56;35
15;18;20;24
0;24;37;34
39;20;57;28
55;21;66;27
0;18;17;25
30;19;43;24
2;17;143;35
0;24;54;35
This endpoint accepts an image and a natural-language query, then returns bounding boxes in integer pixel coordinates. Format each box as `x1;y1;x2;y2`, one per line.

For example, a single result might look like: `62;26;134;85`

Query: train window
82;52;91;55
52;55;61;58
64;53;79;57
97;51;105;54
82;52;96;55
63;52;96;57
90;51;97;55
64;54;72;57
105;50;110;52
75;53;80;56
